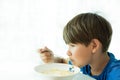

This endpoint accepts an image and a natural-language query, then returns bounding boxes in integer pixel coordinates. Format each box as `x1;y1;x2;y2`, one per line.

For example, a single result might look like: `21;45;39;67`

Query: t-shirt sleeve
107;64;120;80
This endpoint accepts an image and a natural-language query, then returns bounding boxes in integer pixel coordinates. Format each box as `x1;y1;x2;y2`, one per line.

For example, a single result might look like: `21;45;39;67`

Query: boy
39;13;120;80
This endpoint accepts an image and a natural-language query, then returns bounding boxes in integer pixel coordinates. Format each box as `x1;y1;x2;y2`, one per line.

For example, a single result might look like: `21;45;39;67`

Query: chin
72;62;79;67
71;61;84;67
77;65;84;68
74;63;84;68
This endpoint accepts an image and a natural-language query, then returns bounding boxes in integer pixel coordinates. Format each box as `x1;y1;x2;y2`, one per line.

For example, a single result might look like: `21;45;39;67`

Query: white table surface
0;61;40;80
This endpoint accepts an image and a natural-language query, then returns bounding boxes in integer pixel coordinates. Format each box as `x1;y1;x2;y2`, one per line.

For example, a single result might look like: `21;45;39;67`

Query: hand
38;47;54;63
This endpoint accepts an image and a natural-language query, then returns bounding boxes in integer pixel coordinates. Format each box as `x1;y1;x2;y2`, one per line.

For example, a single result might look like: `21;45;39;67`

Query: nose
66;50;72;56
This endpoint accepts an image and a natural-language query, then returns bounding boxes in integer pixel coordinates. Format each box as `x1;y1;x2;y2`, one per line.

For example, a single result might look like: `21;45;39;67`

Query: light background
0;0;120;80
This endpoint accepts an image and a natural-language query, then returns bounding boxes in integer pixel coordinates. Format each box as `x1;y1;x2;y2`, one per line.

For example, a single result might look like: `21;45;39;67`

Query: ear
90;39;101;53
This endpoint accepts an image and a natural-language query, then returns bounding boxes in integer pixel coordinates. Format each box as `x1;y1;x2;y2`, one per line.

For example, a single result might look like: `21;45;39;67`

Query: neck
90;52;110;76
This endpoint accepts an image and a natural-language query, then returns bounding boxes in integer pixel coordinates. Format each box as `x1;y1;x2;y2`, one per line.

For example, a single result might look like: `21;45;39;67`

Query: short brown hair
63;13;112;52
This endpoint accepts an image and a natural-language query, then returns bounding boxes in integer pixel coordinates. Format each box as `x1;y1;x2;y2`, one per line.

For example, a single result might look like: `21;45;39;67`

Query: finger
41;56;51;60
43;59;50;63
40;52;52;57
44;47;52;52
41;56;52;62
38;49;43;53
41;57;52;61
38;49;49;54
44;46;48;49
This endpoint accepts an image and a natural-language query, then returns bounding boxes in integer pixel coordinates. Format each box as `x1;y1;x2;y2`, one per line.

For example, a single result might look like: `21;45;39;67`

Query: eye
67;43;76;47
70;44;75;47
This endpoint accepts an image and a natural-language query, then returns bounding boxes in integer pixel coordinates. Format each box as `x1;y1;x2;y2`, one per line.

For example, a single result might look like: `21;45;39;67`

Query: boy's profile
39;13;120;80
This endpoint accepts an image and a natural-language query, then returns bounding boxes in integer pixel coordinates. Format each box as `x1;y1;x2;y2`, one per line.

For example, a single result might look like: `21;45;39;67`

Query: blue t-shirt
80;52;120;80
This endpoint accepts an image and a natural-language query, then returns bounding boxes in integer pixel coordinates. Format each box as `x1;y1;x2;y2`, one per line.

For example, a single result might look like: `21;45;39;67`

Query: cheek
73;47;92;66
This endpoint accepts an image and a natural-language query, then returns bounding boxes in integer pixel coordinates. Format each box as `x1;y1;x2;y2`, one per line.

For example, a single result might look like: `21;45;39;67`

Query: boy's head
63;13;112;53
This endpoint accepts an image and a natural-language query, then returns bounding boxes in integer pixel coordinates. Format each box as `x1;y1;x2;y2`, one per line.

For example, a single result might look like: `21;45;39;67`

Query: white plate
34;63;95;80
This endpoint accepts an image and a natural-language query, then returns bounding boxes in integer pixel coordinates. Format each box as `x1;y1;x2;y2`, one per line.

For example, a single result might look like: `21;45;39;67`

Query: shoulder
107;60;120;80
107;52;120;74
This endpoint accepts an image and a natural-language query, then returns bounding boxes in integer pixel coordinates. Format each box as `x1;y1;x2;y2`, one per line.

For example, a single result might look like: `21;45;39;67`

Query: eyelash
70;45;75;47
